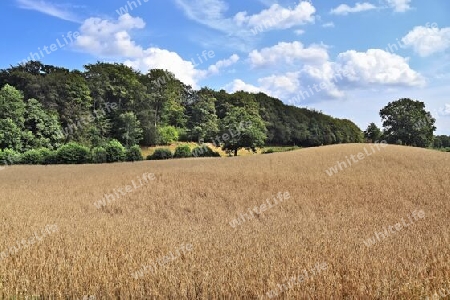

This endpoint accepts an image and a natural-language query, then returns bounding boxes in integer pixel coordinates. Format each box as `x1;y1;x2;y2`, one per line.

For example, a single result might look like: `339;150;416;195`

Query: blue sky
1;0;450;134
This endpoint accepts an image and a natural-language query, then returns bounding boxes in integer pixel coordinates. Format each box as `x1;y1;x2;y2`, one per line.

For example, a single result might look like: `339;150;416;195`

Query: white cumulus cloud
230;47;424;105
235;1;315;29
224;79;262;94
74;14;237;88
334;49;425;87
330;2;377;15
384;0;411;12
402;26;450;57
248;41;329;68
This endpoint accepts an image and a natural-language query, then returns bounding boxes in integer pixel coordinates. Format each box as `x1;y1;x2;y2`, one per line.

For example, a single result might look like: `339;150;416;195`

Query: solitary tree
379;98;435;147
218;107;267;156
364;123;382;142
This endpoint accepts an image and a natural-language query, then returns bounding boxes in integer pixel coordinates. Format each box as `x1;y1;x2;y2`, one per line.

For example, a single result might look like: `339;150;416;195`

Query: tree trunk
234;148;238;156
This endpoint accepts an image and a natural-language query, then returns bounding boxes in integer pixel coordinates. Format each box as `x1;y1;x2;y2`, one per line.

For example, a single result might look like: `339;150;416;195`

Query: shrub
21;149;44;164
38;148;58;165
157;126;179;145
56;142;90;164
262;148;275;154
91;147;108;164
147;148;172;160
173;145;192;159
192;145;220;157
105;139;126;163
0;149;21;167
126;145;143;162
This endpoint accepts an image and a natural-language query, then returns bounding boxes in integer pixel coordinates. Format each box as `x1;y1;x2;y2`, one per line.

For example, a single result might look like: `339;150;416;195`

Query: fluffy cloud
197;54;240;79
438;104;450;116
224;73;300;100
299;61;344;99
75;14;145;57
231;48;424;105
402;26;450;57
384;0;411;12
334;49;425;87
248;41;329;68
330;2;376;15
258;73;300;94
207;54;239;74
235;1;315;29
175;0;315;36
123;49;199;87
74;14;236;88
224;79;262;94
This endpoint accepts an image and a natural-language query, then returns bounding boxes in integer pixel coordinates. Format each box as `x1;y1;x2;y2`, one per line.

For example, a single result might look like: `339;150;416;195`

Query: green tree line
0;61;364;155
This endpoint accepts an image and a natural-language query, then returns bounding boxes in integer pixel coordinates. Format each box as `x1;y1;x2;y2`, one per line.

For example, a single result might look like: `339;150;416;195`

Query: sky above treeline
1;0;449;134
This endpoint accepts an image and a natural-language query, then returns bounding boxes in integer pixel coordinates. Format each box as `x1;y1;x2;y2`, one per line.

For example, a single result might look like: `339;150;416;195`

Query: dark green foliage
176;127;189;142
187;89;219;142
434;135;450;149
262;149;275;154
105;139;126;163
251;92;363;146
38;148;58;165
21;149;44;164
126;145;143;162
56;142;90;164
0;149;21;167
364;123;382;142
192;145;221;157
173;145;192;158
1;61;371;159
219;107;267;156
380;98;436;147
24;98;63;150
91;146;108;164
147;148;172;160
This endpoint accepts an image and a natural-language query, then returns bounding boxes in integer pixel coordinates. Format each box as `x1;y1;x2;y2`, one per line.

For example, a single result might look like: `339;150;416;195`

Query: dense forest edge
0;61;448;165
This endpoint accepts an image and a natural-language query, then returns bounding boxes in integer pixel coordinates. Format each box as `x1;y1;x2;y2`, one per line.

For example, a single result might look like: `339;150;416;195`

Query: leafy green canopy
380;98;436;147
0;61;366;153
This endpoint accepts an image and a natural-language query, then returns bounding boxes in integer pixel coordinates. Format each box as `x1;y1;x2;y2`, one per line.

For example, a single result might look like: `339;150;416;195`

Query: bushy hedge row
0;140;143;166
147;148;173;160
146;145;220;160
0;143;221;166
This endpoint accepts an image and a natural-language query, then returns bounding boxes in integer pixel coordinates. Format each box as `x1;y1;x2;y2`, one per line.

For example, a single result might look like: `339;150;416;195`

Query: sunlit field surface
0;144;449;299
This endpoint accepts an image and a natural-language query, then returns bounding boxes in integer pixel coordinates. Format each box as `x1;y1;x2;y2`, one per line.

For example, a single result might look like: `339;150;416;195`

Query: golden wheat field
1;144;449;299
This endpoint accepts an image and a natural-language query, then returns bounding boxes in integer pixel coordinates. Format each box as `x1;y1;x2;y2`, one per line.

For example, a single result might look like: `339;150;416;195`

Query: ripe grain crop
0;144;449;299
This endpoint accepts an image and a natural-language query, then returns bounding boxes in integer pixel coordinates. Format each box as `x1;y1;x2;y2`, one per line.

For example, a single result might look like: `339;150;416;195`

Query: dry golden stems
0;144;449;298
